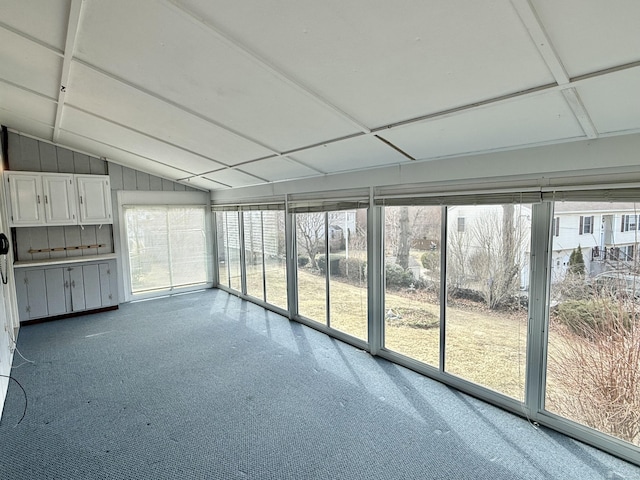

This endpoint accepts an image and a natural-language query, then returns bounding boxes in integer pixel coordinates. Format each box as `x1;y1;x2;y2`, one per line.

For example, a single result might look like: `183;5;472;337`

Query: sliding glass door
545;200;640;447
295;209;368;342
125;205;209;295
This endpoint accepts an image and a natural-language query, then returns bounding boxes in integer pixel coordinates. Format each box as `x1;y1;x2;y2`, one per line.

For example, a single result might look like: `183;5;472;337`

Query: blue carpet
1;289;638;479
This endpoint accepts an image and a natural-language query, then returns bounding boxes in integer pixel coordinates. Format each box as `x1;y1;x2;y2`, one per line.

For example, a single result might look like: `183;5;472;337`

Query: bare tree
296;213;324;269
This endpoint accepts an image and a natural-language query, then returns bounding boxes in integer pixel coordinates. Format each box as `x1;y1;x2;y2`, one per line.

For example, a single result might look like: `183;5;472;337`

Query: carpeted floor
1;289;638;479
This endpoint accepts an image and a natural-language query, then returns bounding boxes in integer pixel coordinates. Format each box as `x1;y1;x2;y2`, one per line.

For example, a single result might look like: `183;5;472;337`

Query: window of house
622;214;638;232
579;215;594;234
554;217;560;236
457;216;465;233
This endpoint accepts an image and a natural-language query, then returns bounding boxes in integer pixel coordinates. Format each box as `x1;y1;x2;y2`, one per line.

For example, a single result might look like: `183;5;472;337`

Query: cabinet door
69;267;86;311
82;264;102;310
25;270;48;319
6;173;44;226
42;174;77;225
99;263;114;306
44;268;68;316
76;175;112;225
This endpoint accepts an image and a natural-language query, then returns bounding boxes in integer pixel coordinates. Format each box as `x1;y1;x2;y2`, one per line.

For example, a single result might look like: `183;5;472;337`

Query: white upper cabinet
76;175;112;225
5;172;113;227
6;172;45;225
42;174;77;225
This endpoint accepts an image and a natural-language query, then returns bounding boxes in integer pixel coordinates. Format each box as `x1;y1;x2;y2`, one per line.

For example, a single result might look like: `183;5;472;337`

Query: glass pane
244;211;265;300
263;211;288;310
445;204;531;401
216;212;229;288
546;201;640;447
296;212;327;324
328;209;368;341
125;207;170;293
226;212;242;292
384;206;441;368
168;207;208;287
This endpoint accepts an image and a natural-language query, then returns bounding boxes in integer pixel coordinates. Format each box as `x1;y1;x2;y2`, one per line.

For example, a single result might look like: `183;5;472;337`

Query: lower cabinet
15;260;117;322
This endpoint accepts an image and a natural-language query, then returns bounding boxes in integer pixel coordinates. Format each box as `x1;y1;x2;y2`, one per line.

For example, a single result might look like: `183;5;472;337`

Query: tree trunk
396;206;411;270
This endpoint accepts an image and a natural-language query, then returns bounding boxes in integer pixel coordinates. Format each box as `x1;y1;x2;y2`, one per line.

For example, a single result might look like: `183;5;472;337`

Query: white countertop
13;253;118;269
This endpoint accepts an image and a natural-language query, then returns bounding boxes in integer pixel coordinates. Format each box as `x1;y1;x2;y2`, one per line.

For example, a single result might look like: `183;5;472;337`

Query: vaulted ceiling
1;0;639;191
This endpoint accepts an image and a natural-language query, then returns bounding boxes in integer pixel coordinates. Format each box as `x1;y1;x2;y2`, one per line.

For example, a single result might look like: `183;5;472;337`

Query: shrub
338;258;367;282
420;251;440;272
555;299;631;338
385;263;414;288
297;256;309;267
317;254;343;275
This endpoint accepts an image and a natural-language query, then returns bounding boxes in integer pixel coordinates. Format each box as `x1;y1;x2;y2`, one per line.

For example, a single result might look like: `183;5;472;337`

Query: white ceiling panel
58;130;196;180
0;116;54;142
203;169;265;188
532;0;640;77
576;68;640;135
0;83;56;126
61;107;225;174
0;28;62;99
181;0;556;127
74;0;360;151
0;0;71;51
66;62;274;165
239;157;319;182
289;135;410;174
381;91;585;161
182;176;229;191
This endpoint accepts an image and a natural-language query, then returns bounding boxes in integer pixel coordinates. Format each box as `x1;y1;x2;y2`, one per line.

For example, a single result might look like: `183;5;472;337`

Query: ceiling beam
511;0;570;85
52;0;83;143
511;0;598;139
164;0;372;135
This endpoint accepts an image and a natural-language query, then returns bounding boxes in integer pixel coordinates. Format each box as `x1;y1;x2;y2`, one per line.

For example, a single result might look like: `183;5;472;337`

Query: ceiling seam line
163;0;372;134
53;0;83;143
64;104;227;169
0;77;58;102
71;58;284;156
177;175;232;188
0;107;55;129
569;60;640;84
0;20;64;57
58;127;197;176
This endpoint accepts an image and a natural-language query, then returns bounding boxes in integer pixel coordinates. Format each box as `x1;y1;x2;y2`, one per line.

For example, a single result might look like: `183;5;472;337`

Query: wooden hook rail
28;244;106;254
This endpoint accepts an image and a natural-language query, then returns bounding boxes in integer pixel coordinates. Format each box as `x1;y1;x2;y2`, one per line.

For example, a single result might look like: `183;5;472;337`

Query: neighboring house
551;202;639;282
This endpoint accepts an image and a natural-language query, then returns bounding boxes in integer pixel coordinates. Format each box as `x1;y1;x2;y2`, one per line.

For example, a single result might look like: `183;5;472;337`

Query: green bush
420;251;440;272
338;258;367;282
555;299;631;338
297;256;309;267
385;263;414;288
317;254;343;275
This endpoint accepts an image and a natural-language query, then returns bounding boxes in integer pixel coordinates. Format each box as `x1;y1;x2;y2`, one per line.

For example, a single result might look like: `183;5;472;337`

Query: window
622;214;638;232
554;217;560;237
457;216;465;233
579;215;594;234
125;206;209;294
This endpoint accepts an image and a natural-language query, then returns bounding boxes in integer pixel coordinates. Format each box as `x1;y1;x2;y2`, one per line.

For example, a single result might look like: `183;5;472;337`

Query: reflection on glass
244;211;265;300
445;204;531;401
225;211;242;292
328;209;368;341
263;211;288;310
383;206;441;368
216;212;229;288
296;212;327;324
546;201;640;447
